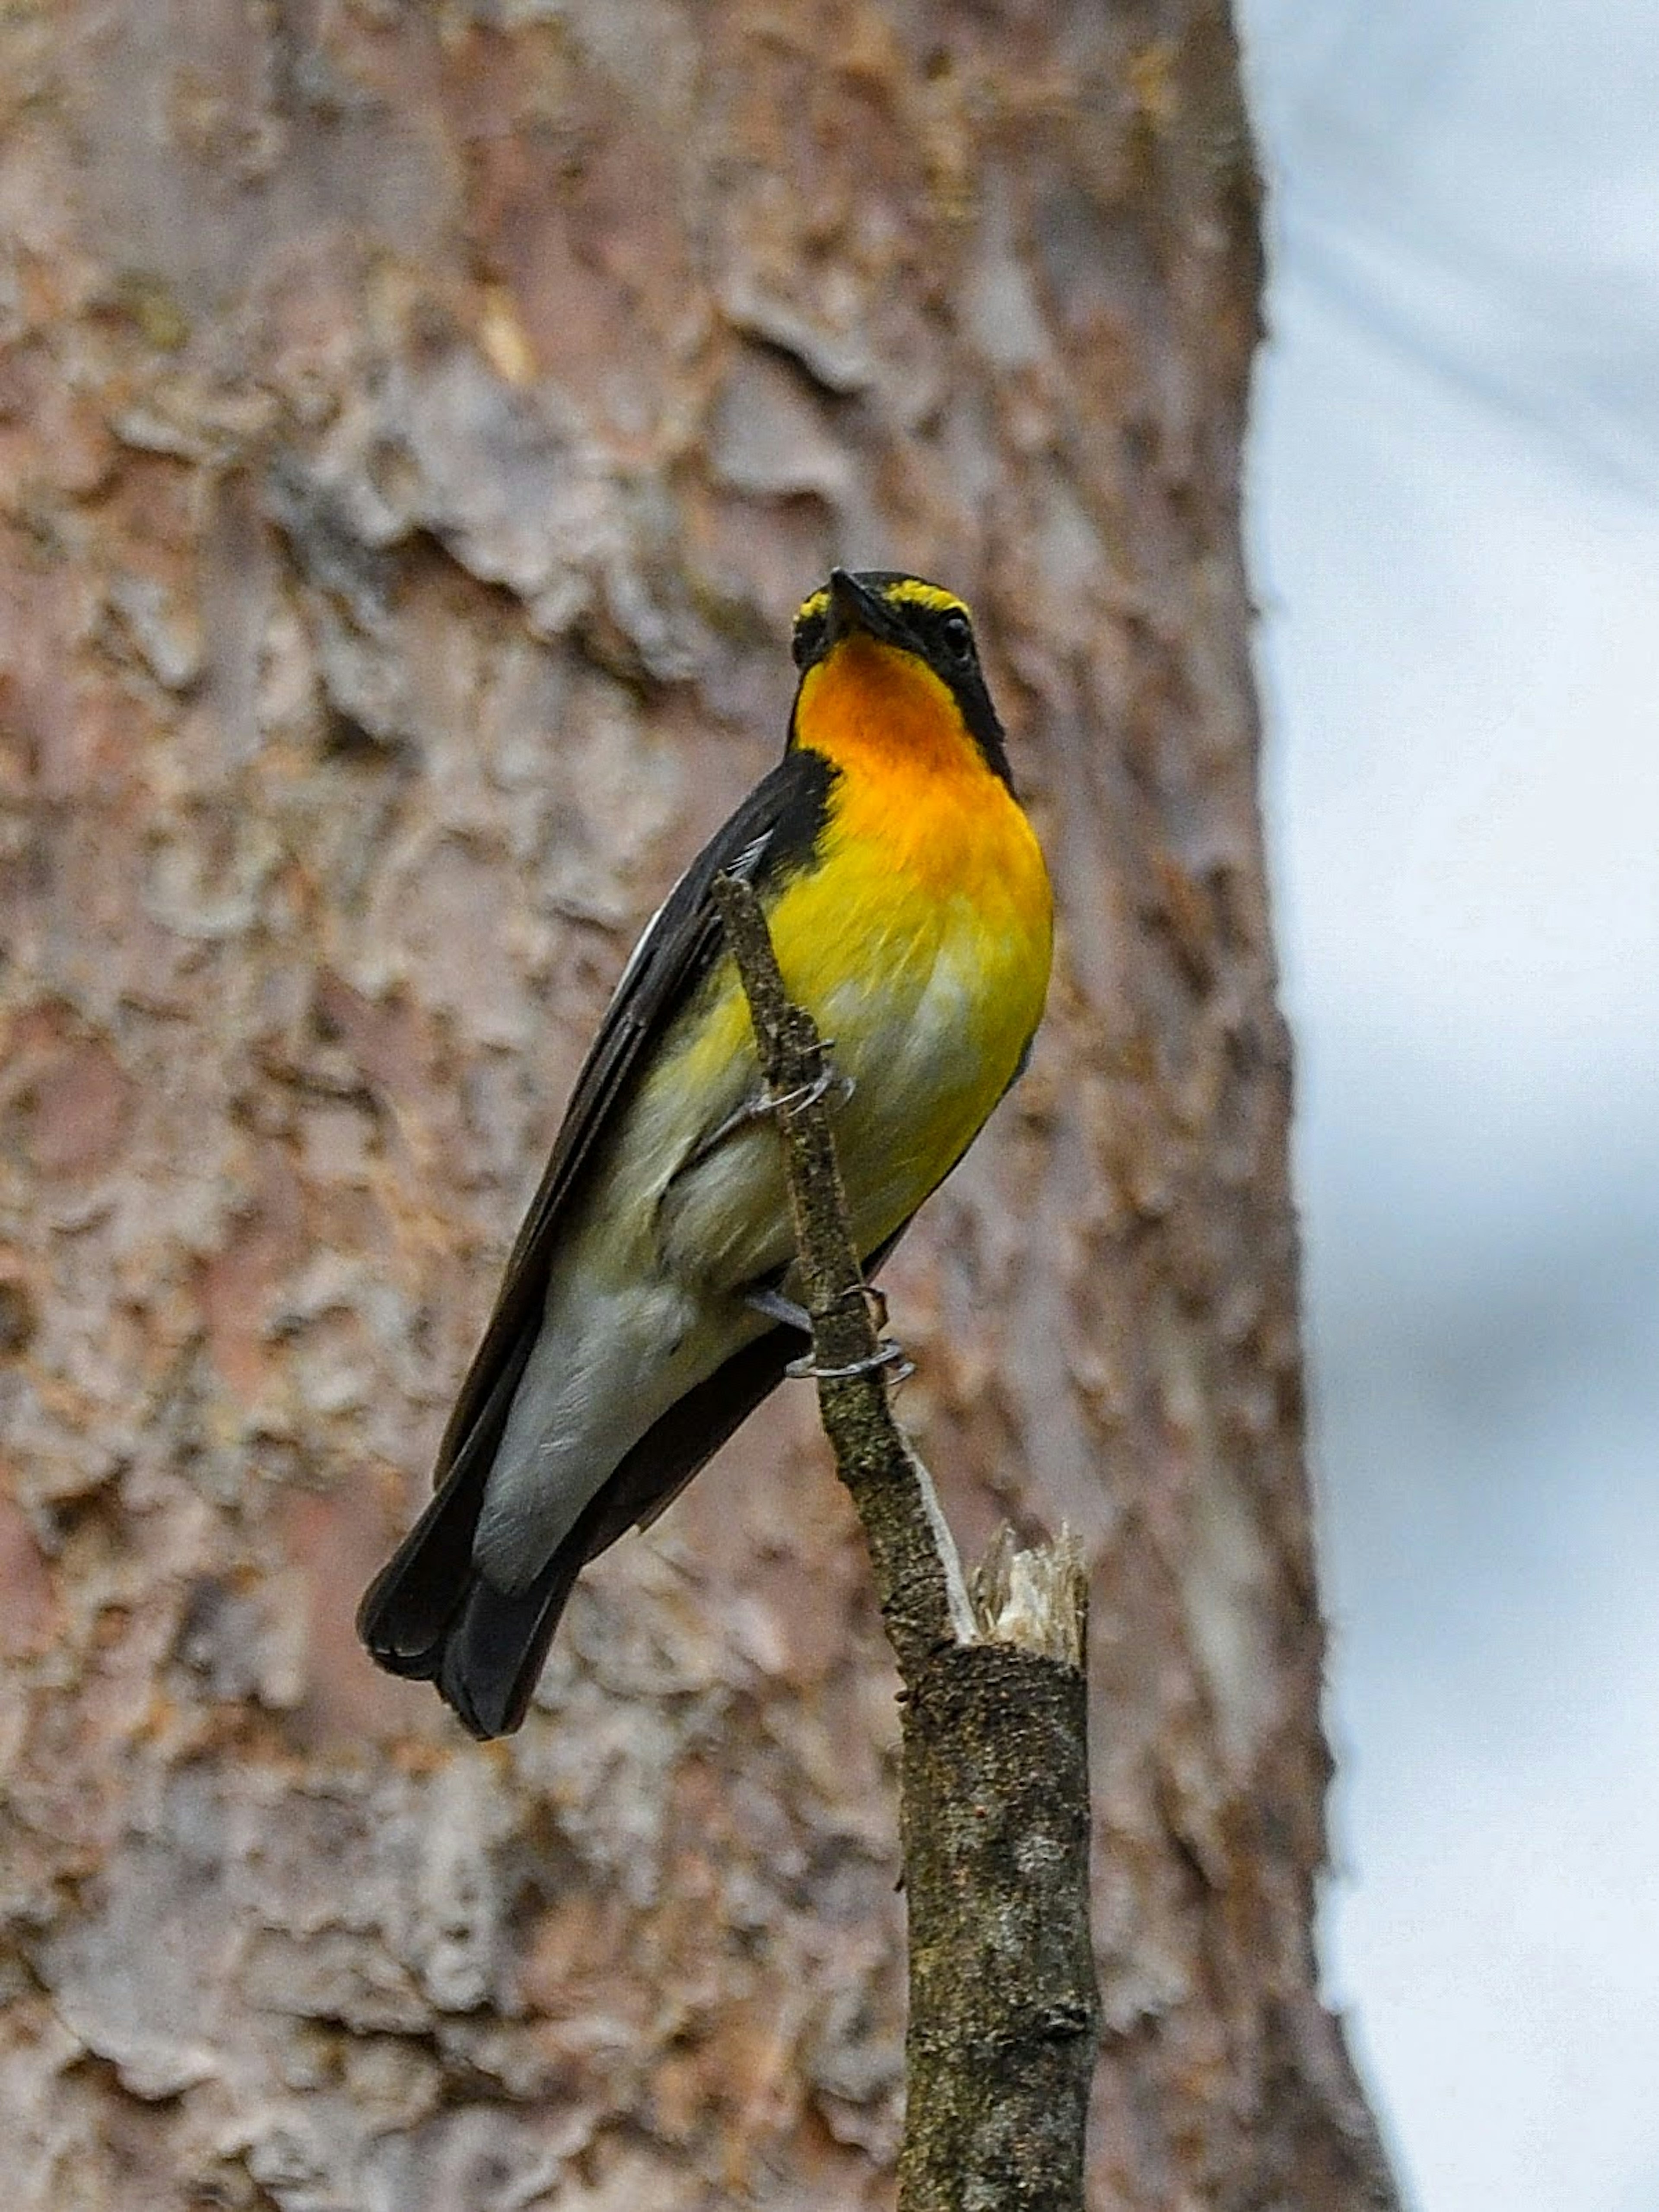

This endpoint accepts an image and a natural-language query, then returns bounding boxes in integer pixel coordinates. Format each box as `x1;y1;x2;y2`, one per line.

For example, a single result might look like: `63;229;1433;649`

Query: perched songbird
358;570;1053;1736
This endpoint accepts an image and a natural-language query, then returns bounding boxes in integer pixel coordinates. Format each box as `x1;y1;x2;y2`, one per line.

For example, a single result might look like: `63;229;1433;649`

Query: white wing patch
603;828;772;1015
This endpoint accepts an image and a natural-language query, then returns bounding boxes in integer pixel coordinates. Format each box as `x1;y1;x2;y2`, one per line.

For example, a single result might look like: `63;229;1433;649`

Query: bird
357;568;1054;1737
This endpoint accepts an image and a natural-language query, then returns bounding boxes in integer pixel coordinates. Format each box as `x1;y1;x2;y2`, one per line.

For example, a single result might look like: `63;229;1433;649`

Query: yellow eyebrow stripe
880;579;970;619
791;578;973;625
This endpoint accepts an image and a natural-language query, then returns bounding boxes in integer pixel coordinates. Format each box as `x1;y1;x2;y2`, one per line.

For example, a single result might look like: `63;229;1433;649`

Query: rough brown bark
0;3;1398;2209
712;868;1099;2212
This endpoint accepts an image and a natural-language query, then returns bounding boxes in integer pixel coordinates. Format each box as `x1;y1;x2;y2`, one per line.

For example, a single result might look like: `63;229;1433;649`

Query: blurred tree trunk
0;3;1397;2208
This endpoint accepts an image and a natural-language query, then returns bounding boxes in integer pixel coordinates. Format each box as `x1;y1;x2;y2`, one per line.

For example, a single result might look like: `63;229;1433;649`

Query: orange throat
789;634;1052;933
793;633;995;785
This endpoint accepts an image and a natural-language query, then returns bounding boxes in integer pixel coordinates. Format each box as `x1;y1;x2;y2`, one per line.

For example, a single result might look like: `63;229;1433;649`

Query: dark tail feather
355;1433;586;1740
359;1318;811;1738
356;1448;491;1679
437;1553;586;1739
434;1324;803;1736
358;1321;538;1678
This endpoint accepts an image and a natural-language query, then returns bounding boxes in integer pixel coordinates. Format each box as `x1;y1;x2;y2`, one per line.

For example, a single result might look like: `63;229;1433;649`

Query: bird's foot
785;1337;913;1385
688;1061;853;1173
760;1059;854;1118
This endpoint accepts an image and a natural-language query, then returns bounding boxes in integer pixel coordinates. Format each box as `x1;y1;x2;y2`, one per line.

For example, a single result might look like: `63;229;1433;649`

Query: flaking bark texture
0;3;1399;2209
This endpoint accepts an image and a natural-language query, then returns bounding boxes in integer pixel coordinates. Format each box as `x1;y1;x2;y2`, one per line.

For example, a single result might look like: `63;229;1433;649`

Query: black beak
826;567;903;645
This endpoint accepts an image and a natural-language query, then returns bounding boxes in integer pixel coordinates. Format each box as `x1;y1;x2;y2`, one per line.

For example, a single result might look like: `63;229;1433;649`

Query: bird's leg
745;1284;813;1333
686;1060;854;1171
747;1279;910;1383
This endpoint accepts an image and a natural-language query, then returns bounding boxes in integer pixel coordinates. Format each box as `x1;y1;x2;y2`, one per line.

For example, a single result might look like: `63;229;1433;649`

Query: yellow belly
639;713;1053;1288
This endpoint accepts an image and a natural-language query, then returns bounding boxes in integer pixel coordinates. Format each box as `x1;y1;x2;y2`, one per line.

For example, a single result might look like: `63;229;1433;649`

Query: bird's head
788;569;1013;787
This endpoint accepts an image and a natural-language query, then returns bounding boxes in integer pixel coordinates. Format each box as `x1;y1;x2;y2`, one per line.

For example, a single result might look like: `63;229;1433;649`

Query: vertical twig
710;872;1100;2212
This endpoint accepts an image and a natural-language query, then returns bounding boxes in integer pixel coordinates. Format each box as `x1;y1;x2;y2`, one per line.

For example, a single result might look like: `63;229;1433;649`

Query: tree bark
0;3;1398;2209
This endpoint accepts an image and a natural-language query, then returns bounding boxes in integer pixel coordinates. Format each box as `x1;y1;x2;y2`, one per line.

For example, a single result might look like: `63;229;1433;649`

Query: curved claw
765;1063;855;1116
785;1339;913;1385
687;1060;854;1172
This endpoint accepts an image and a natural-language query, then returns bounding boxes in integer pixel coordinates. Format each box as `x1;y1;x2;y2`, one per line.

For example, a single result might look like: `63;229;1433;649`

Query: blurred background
1239;4;1659;2209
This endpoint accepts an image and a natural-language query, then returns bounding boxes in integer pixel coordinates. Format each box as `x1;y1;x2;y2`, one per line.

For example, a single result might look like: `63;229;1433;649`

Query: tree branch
710;871;1100;2212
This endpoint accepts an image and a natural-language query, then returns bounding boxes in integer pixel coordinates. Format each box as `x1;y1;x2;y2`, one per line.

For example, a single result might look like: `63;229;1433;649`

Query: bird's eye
939;611;974;661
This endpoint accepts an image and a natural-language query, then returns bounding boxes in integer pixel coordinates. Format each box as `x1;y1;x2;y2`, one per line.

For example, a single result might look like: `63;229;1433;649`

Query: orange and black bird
358;570;1053;1736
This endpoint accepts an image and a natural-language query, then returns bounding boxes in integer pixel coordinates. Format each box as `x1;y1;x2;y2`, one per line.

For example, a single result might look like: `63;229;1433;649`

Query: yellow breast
618;634;1052;1292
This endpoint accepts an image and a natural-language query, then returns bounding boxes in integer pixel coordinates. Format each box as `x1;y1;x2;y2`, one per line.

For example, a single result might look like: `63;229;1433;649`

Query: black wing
357;747;835;1696
430;745;833;1483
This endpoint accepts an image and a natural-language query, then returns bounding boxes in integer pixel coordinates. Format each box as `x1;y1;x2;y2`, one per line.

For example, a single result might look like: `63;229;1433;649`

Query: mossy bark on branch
899;1643;1096;2212
711;870;1101;2212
